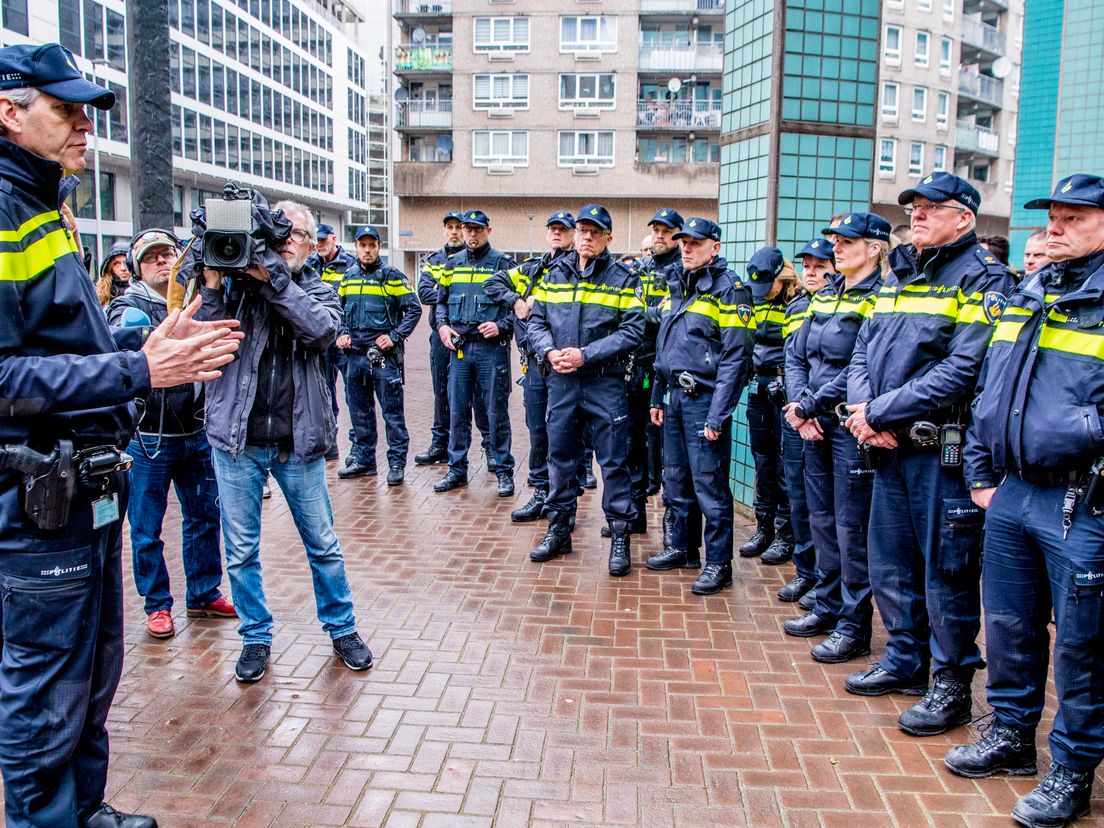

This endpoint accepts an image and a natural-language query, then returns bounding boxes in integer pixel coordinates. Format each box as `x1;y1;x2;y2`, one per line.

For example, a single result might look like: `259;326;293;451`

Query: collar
654;246;681;269
356;258;382;275
465;242;491;261
683;256;727;293
126;278;167;306
1046;249;1104;302
0;135;74;207
831;268;882;294
890;231;978;282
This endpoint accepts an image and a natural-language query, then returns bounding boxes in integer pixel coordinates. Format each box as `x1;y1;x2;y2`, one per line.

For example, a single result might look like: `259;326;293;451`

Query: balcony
638;42;724;73
639;0;725;15
960;16;1006;57
395;0;452;18
636;99;722;130
955;120;1001;157
957;68;1003;109
395;99;453;130
964;0;1007;14
393;45;453;74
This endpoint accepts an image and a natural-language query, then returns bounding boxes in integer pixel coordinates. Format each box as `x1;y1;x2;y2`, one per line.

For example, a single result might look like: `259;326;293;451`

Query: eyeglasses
903;203;967;218
139;249;177;263
575;227;609;239
288;228;311;243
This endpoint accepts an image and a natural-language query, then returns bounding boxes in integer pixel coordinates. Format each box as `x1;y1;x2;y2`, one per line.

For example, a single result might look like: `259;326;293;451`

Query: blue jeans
346;351;409;469
211;446;357;646
127;431;224;614
447;338;514;476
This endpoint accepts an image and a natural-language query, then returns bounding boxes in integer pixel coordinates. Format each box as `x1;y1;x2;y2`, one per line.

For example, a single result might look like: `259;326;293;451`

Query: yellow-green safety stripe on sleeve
0;214;79;282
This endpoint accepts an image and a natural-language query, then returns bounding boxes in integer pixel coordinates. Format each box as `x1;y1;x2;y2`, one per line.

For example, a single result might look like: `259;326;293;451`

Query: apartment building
391;0;725;272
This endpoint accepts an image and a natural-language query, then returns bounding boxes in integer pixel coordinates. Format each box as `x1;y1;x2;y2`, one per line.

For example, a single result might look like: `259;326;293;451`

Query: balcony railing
960;16;1006;56
957;68;1003;108
639;0;725;13
955;120;1000;156
394;45;453;72
638;42;724;73
396;99;453;129
397;0;452;14
636;99;722;129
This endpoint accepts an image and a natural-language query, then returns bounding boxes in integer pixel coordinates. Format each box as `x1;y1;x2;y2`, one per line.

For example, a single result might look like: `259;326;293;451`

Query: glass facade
722;0;774;132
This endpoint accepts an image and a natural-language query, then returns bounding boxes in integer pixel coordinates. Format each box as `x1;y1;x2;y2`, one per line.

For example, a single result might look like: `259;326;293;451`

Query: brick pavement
46;328;1104;826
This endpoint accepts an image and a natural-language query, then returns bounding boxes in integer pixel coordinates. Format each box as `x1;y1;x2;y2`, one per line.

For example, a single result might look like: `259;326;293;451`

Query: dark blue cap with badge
798;238;834;261
354;225;380;241
649;208;684;229
576;204;612;232
0;43;115;109
746;246;785;300
673;217;721;241
317;223;334;238
822;211;891;242
443;210;464;224
1024;174;1104;210
460;210;490;227
898;171;981;215
547;210;575;229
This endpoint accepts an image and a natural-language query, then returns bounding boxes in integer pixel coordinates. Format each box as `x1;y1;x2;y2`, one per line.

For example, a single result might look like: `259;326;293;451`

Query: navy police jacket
964;250;1104;488
527;250;645;373
652;256;755;431
632;246;679;363
417;243;463;331
307;244;357;292
485;247;570;358
338;260;421;350
434;242;516;339
786;270;882;417
782;290;811;348
848;232;1013;432
752;296;786;375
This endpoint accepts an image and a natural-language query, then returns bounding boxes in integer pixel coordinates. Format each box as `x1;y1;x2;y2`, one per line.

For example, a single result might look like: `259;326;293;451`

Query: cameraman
336;225;421;484
107;230;235;640
198;199;373;683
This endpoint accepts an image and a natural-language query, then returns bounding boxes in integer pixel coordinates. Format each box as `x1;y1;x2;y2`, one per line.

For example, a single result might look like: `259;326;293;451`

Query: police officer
527;204;645;574
485;211;575;521
648;219;754;594
741;248;796;562
845;172;1013;735
784;215;887;663
0;42;242;828
943;174;1104;828
336;225;421;484
776;239;835;601
434;210;516;494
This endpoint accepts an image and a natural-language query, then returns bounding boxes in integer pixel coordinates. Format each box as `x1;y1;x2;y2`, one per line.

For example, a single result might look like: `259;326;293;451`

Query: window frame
908;141;924;177
915;30;930;67
884;25;902;66
558;72;617;110
471;129;529;168
472;73;530;110
557;129;615;167
473;16;530;54
911;86;927;122
878;138;896;175
881;81;899;121
560;15;618;54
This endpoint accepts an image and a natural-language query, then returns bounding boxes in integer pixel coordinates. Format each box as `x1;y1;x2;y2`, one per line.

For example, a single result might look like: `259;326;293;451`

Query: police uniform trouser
347;351;409;469
429;331;491;453
545;372;634;522
804;421;875;641
781;419;816;582
982;473;1104;774
662;390;733;564
867;446;985;682
0;480;128;828
626;365;652;502
446;338;513;477
522;368;549;488
746;380;789;525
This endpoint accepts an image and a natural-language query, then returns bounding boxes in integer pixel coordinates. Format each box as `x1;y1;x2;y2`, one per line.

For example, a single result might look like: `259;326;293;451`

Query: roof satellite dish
991;57;1013;79
667;77;682;94
435;135;453;155
412;27;426;44
394;87;408;102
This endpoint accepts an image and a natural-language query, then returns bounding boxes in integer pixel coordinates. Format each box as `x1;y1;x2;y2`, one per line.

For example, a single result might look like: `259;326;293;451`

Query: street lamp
89;57;110;261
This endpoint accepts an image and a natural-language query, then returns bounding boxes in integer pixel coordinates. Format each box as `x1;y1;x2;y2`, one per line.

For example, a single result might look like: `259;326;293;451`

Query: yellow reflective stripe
444;267;497;285
782;310;808;338
0;211;60;244
0;227;79;282
754;306;785;325
339;283;389;297
990;318;1026;345
873;291;959;319
1038;325;1104;360
538;281;642;310
506;265;530;294
385;280;413;296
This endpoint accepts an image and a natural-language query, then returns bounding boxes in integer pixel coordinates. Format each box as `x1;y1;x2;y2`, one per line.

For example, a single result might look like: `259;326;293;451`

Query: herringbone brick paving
70;329;1104;825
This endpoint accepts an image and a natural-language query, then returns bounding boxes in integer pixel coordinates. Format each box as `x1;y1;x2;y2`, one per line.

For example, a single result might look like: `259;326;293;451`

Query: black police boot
483;444;498;473
777;575;814;603
433;470;468;492
83;803;158;828
582;467;597;489
531;510;573;562
811;630;871;664
798;588;817;611
844;664;928;697
662;505;677;550
497;473;514;497
338;461;377;479
1012;763;1093;828
386;466;404;486
738;518;774;558
691;562;733;595
603;498;648;536
944;717;1038;779
646;545;701;571
760;519;794;565
898;673;973;736
608;521;632;576
414;444;448;465
512;487;547;522
783;611;835;638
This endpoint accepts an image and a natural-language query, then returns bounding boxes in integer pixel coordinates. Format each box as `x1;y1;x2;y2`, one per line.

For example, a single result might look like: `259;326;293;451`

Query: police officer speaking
845;172;1013;733
944;174;1104;828
0;43;242;828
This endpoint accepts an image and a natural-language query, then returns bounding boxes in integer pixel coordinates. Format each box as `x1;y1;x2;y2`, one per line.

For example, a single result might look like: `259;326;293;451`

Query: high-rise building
390;0;725;274
0;0;382;261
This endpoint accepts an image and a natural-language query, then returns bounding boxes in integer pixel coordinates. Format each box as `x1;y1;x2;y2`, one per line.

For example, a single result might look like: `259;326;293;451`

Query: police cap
648;208;684;230
1023;174;1104;210
673;217;721;242
576;204;612;232
746;246;785;300
822;212;891;242
0;43;114;109
442;210;465;224
798;238;835;261
354;225;381;241
460;210;490;227
898;171;981;215
316;223;334;239
547;211;575;229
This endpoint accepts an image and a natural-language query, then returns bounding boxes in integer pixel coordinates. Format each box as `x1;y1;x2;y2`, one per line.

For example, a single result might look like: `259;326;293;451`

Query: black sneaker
944;716;1037;779
83;803;158;828
1012;763;1093;828
333;632;373;671
235;643;270;683
386;466;404;486
898;673;972;736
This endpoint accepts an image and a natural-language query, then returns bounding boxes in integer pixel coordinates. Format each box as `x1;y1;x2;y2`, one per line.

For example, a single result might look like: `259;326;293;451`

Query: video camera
203;183;255;270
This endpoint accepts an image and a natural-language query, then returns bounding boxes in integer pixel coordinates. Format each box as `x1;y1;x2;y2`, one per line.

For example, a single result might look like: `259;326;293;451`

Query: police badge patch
737;304;753;326
983;291;1007;323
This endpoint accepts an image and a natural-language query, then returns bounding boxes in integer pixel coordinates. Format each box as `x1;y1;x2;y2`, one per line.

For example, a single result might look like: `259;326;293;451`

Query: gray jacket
197;260;339;460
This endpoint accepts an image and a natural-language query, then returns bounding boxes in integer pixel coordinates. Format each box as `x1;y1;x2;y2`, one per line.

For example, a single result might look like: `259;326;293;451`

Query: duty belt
1017;466;1087;488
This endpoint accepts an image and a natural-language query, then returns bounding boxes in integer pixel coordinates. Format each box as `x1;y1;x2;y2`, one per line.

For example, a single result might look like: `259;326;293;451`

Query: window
933;144;947;171
560;16;617;53
942;0;954;20
879;138;896;174
940;37;952;72
2;0;28;35
560;73;616;109
881;82;899;120
472;130;528;167
473;74;529;109
909;142;924;176
884;25;902;66
106;9;125;70
936;90;949;129
473;17;529;53
107;82;127;143
558;130;614;167
918;0;932;10
912;86;927;121
83;0;104;61
915;31;930;67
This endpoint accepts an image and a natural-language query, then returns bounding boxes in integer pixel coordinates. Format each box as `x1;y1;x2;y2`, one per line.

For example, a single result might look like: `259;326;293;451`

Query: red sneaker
146;610;174;638
186;596;237;618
